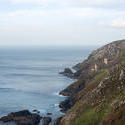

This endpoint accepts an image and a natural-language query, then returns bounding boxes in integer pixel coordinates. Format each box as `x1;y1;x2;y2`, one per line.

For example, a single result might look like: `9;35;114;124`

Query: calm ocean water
0;46;97;122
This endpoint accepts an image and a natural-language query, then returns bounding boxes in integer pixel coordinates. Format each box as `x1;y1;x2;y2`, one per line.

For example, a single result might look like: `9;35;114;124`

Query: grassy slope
71;64;125;125
72;90;125;125
71;69;109;125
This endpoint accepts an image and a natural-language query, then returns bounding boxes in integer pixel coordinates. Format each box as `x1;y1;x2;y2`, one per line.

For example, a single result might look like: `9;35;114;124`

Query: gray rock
0;110;41;125
42;117;52;125
54;117;62;125
59;68;74;78
119;70;124;80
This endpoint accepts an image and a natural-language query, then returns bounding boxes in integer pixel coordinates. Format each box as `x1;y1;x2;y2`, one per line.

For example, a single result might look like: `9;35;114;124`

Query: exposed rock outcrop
59;68;74;78
60;40;125;97
74;40;125;78
0;110;41;125
59;97;75;112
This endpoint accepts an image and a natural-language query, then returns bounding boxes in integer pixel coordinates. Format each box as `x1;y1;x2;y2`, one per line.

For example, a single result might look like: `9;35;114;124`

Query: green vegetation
70;65;125;125
119;49;125;64
73;108;106;125
71;89;125;125
71;99;112;125
70;70;110;125
88;69;108;85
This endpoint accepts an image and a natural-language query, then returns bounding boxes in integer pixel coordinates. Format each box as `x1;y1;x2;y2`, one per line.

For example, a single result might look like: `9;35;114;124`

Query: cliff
59;40;125;125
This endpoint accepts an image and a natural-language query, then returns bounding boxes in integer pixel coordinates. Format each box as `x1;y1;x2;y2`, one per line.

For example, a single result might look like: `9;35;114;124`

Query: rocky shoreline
0;68;75;125
0;74;74;125
0;109;62;125
0;110;41;125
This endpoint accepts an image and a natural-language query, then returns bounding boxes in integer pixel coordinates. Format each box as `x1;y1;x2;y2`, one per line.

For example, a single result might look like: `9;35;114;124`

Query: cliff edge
60;40;125;125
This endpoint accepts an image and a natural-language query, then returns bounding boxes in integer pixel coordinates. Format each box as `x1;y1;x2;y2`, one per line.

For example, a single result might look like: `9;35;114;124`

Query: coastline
0;43;110;125
0;47;91;125
2;40;124;125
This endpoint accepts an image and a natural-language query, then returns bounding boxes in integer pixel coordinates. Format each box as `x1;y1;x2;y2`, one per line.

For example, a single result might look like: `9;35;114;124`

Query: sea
0;46;97;124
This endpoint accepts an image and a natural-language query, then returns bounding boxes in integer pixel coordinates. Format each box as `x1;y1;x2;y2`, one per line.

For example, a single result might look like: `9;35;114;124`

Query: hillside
59;40;125;125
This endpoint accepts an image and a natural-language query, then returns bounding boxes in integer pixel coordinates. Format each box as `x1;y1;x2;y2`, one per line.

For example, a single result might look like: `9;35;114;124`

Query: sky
0;0;125;46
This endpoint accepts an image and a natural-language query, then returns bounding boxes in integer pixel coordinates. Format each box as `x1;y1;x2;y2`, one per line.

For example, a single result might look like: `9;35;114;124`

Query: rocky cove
1;40;125;125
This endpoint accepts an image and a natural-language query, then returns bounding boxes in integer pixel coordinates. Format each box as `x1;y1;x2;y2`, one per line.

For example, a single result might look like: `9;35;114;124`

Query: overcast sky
0;0;125;46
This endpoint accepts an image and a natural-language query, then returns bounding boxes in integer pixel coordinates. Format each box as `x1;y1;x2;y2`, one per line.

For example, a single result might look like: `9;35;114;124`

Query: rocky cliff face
60;40;125;97
74;40;125;78
60;40;125;125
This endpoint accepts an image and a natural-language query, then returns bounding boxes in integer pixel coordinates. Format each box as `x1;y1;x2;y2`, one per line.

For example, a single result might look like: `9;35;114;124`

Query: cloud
63;0;115;5
110;19;125;28
9;0;116;4
10;0;56;4
0;7;97;20
9;0;125;6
